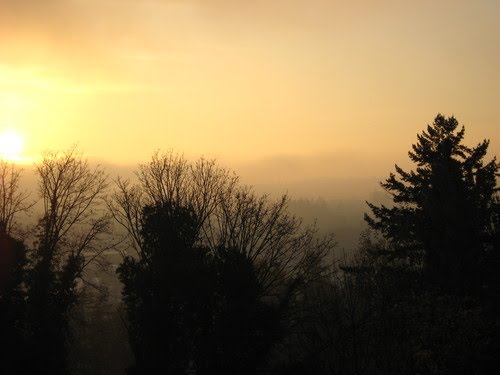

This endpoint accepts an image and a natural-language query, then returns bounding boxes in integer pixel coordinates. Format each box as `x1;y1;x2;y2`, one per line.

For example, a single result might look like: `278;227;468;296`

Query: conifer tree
366;114;499;293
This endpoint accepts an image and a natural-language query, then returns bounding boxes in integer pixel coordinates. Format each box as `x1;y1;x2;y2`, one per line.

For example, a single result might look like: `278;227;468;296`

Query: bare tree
0;160;33;235
20;147;114;374
109;151;238;255
110;150;335;297
34;146;111;272
205;186;335;295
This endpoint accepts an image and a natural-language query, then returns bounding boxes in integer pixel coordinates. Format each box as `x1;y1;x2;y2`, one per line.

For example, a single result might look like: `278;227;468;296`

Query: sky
1;0;499;183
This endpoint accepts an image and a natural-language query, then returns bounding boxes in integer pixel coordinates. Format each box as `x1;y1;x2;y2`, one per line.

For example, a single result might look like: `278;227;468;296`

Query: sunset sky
1;0;499;181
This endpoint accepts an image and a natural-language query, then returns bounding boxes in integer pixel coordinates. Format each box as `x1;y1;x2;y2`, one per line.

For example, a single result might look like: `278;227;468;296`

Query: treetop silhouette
366;114;499;293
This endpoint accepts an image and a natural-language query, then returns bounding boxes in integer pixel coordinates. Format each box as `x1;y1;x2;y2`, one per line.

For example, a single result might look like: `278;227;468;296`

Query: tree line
0;114;499;374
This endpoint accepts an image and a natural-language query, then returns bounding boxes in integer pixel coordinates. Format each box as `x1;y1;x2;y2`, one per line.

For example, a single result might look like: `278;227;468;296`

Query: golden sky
1;0;499;177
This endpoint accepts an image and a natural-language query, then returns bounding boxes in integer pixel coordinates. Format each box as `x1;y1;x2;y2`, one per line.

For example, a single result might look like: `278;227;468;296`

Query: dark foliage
0;227;29;375
0;149;110;375
118;202;281;374
365;114;499;294
347;114;500;373
277;115;499;374
25;244;84;375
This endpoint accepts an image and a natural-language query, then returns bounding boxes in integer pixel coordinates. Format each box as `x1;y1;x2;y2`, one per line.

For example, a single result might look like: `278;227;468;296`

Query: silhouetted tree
365;114;499;294
274;228;497;375
118;202;211;374
283;115;499;374
0;160;34;236
110;151;334;299
0;227;29;375
25;147;111;374
111;152;335;374
198;247;282;374
344;115;500;374
0;161;32;374
118;201;281;374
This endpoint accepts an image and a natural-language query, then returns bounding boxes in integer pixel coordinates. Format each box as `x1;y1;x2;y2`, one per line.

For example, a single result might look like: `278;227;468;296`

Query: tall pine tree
366;114;499;293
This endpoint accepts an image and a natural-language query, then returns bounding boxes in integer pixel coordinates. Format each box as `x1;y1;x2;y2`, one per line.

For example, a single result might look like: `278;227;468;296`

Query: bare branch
34;146;111;274
111;150;335;297
0;160;35;235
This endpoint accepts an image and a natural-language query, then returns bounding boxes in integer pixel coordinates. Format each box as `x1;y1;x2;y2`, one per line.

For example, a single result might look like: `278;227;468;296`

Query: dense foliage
118;202;281;374
276;115;500;374
365;114;499;293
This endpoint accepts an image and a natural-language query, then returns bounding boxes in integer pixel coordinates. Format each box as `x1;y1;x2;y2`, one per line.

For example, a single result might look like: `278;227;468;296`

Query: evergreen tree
365;114;499;293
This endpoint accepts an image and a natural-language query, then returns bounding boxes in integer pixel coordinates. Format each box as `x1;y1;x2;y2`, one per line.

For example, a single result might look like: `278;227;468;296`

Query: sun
0;129;25;162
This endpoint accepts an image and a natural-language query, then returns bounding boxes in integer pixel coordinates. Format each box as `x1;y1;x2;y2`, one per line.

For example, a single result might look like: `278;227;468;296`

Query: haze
1;0;499;182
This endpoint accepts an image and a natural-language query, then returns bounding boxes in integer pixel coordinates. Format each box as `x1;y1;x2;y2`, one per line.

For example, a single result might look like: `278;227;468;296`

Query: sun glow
0;129;25;162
